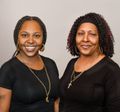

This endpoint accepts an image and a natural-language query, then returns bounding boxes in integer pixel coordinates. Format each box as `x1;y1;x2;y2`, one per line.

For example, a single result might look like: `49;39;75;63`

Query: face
18;20;43;57
76;22;100;57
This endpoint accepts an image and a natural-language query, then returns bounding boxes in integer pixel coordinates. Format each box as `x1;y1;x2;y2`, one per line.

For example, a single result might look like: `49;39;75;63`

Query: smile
25;46;36;52
81;45;91;49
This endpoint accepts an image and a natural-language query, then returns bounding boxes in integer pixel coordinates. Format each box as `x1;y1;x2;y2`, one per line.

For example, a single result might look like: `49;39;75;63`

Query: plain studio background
0;0;120;77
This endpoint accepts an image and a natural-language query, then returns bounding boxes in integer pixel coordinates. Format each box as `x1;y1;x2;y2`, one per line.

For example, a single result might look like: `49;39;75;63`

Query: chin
80;51;90;55
25;52;38;57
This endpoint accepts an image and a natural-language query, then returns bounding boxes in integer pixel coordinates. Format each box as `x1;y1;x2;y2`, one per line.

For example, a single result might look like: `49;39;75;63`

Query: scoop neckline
74;56;107;74
14;56;45;71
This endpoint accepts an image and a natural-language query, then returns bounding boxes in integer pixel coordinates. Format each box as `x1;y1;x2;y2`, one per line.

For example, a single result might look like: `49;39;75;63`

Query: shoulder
67;57;78;66
63;57;78;72
104;57;120;82
41;55;56;64
0;57;16;72
41;55;59;77
0;58;16;89
105;57;120;72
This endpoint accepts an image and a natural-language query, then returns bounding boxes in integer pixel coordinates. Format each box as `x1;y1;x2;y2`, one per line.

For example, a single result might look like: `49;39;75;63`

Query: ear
40;44;45;52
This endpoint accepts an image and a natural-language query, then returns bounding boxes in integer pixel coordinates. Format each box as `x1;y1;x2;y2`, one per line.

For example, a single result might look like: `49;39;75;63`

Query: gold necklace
67;70;84;88
27;61;51;103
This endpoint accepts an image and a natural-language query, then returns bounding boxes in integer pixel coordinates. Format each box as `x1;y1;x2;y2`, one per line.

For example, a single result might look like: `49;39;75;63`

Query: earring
12;44;20;57
75;46;79;55
40;44;45;52
16;42;20;52
99;46;103;53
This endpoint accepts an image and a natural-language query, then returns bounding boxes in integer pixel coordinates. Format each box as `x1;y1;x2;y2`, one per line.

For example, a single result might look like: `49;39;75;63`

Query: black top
60;57;120;112
0;56;59;112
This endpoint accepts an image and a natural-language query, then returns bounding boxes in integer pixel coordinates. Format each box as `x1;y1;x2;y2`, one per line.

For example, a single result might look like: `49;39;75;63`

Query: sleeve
104;66;120;112
44;57;59;78
0;62;15;90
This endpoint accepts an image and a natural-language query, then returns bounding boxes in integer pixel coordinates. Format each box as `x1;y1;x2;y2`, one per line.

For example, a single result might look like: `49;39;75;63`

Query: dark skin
74;22;105;72
0;20;59;112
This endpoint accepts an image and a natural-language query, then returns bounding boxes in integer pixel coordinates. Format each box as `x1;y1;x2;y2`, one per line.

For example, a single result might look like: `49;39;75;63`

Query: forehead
20;20;42;31
78;22;98;31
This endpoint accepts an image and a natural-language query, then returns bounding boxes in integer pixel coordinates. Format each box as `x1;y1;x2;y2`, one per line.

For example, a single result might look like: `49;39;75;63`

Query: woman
60;12;120;112
0;16;59;112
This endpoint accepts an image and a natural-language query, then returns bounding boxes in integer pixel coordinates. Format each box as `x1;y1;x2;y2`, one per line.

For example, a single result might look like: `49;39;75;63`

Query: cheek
76;36;82;44
89;38;99;45
37;40;43;46
17;39;23;46
17;36;26;45
37;37;43;44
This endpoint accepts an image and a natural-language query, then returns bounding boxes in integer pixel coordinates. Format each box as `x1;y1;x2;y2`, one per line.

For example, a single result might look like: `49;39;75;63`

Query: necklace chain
27;60;51;103
68;70;84;88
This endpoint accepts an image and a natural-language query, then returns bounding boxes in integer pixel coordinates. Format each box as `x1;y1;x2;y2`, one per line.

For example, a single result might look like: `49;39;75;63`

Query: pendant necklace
67;70;84;88
27;59;51;103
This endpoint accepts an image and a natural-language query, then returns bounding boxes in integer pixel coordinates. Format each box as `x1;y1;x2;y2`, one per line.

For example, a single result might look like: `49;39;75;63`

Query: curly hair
67;12;114;57
14;15;47;46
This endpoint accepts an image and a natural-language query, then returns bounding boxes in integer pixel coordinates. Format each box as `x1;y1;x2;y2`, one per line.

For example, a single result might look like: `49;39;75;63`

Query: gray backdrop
0;0;120;77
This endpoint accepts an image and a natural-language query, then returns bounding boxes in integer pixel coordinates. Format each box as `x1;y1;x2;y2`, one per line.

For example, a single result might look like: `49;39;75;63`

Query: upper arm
0;87;12;112
105;67;120;112
0;61;15;112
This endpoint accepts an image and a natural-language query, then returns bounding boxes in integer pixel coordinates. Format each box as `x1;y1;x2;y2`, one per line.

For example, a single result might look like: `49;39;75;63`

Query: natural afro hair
67;12;114;57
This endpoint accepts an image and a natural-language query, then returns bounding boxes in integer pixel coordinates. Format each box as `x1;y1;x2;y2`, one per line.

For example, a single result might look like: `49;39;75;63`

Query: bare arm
54;98;60;112
0;87;12;112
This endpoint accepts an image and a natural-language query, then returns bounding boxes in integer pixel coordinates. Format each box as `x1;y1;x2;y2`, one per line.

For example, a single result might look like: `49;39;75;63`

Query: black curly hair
67;12;114;57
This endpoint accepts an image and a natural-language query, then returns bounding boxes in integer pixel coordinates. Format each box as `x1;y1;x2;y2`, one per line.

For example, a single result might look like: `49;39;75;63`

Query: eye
77;32;84;36
89;33;97;36
35;34;41;38
33;33;42;39
21;33;29;38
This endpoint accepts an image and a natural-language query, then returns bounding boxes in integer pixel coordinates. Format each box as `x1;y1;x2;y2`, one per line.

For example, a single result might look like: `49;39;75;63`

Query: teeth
82;45;90;48
25;46;36;51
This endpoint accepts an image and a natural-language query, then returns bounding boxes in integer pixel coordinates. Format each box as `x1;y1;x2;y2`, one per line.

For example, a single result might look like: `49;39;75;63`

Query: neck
75;53;105;72
80;51;104;62
16;53;43;70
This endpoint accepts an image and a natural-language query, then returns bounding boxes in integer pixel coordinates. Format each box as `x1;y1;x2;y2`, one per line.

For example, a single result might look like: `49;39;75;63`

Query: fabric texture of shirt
60;57;120;112
0;55;59;112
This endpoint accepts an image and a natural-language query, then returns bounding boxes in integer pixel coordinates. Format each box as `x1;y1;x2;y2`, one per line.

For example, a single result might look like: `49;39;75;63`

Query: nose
27;35;34;43
83;33;88;42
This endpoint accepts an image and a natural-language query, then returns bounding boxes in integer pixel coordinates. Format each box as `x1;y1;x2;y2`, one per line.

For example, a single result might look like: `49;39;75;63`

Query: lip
25;46;36;52
23;44;37;47
81;45;91;49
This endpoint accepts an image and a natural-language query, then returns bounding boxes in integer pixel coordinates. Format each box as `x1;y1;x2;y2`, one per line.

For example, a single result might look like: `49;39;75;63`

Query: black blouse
60;57;120;112
0;56;59;112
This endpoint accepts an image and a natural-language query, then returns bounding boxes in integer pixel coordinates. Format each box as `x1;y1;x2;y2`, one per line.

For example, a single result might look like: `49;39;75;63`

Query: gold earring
15;42;20;55
75;47;79;55
16;42;20;52
12;44;20;57
40;44;45;52
99;46;103;53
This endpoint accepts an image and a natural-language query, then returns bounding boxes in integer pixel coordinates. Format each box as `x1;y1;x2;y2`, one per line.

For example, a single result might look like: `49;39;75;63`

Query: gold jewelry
67;70;84;88
13;43;20;57
27;59;51;103
75;46;79;55
40;44;45;52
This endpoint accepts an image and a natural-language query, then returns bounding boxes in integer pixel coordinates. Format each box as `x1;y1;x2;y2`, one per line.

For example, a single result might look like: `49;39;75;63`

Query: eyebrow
20;31;41;34
79;29;97;32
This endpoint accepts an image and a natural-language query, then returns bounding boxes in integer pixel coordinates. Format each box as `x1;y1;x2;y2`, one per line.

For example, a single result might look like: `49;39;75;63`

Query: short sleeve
0;62;15;90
